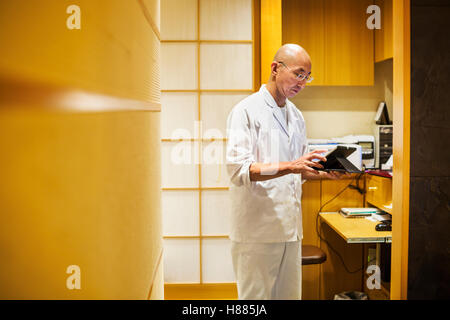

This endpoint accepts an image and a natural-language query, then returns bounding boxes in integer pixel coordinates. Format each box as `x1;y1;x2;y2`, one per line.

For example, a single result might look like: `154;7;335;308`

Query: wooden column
260;0;282;84
391;0;410;300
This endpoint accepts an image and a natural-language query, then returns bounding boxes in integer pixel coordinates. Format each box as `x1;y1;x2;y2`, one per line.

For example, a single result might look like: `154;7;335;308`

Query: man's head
268;44;312;100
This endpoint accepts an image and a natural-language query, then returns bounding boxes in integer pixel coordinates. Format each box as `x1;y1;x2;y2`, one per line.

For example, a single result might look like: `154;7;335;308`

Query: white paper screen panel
161;92;198;139
201;190;231;236
201;142;229;188
162;141;199;188
202;239;235;283
200;44;253;90
162;190;199;236
199;0;252;40
161;43;198;90
201;93;249;135
164;239;200;283
161;0;197;40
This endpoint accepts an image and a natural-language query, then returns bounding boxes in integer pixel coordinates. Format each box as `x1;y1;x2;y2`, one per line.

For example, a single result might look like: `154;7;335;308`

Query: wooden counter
319;212;392;243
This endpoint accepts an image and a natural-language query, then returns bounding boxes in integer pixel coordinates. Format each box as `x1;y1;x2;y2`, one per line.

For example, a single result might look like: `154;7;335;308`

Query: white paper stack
339;207;381;218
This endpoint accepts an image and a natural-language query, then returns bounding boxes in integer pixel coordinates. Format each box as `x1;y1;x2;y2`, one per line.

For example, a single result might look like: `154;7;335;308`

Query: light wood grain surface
320;212;392;243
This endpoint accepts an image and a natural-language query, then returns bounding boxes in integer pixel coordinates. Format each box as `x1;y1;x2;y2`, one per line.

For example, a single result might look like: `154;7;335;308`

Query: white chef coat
226;84;308;243
279;105;288;128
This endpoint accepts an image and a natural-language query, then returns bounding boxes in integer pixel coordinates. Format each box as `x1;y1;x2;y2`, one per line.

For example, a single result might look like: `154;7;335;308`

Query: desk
301;177;393;300
319;212;392;244
319;211;392;299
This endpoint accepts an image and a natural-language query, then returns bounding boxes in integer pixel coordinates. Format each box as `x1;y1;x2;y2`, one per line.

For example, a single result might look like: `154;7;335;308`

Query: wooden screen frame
161;0;259;285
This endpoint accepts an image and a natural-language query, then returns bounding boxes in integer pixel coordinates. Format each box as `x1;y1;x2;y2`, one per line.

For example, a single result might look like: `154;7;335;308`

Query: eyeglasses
278;61;314;83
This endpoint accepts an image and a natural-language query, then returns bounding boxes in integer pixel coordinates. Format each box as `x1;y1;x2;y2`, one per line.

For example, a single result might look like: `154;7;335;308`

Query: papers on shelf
365;212;392;222
339;207;380;218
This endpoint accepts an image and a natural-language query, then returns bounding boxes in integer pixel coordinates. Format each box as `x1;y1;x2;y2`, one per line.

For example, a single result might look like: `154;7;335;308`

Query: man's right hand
289;150;328;175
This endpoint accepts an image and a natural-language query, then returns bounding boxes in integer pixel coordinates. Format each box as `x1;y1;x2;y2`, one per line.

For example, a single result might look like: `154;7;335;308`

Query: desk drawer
366;175;392;213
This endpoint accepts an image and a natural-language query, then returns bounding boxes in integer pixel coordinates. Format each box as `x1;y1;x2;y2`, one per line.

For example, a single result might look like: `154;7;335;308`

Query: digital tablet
313;145;362;173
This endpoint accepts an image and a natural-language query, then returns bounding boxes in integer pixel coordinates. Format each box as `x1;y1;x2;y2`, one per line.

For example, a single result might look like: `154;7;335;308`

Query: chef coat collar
260;84;290;137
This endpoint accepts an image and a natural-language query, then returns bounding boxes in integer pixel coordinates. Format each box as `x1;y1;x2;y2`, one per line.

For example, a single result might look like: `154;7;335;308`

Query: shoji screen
161;0;254;284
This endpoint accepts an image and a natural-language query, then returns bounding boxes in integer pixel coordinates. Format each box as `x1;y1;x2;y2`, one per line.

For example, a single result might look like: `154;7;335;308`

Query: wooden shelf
319;212;392;244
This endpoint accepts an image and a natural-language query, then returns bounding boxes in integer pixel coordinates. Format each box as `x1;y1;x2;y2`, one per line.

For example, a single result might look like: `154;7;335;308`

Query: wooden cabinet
279;0;374;86
282;0;326;85
323;0;374;85
261;0;394;84
374;0;393;62
365;174;392;213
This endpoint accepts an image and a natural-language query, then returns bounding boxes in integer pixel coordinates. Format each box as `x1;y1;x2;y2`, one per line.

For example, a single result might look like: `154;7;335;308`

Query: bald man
226;44;344;300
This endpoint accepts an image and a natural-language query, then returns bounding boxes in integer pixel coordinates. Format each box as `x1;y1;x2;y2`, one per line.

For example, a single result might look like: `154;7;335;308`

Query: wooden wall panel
375;0;393;62
301;180;321;300
165;283;238;300
301;180;321;246
0;0;160;103
139;0;160;32
272;0;374;85
282;0;326;86
0;0;162;299
260;0;282;84
149;253;164;300
321;178;365;211
324;0;374;85
319;223;364;299
391;0;410;300
0;111;162;299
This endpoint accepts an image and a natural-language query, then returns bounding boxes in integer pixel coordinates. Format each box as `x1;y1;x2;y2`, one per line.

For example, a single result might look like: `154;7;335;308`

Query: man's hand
289;150;328;175
319;171;352;180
